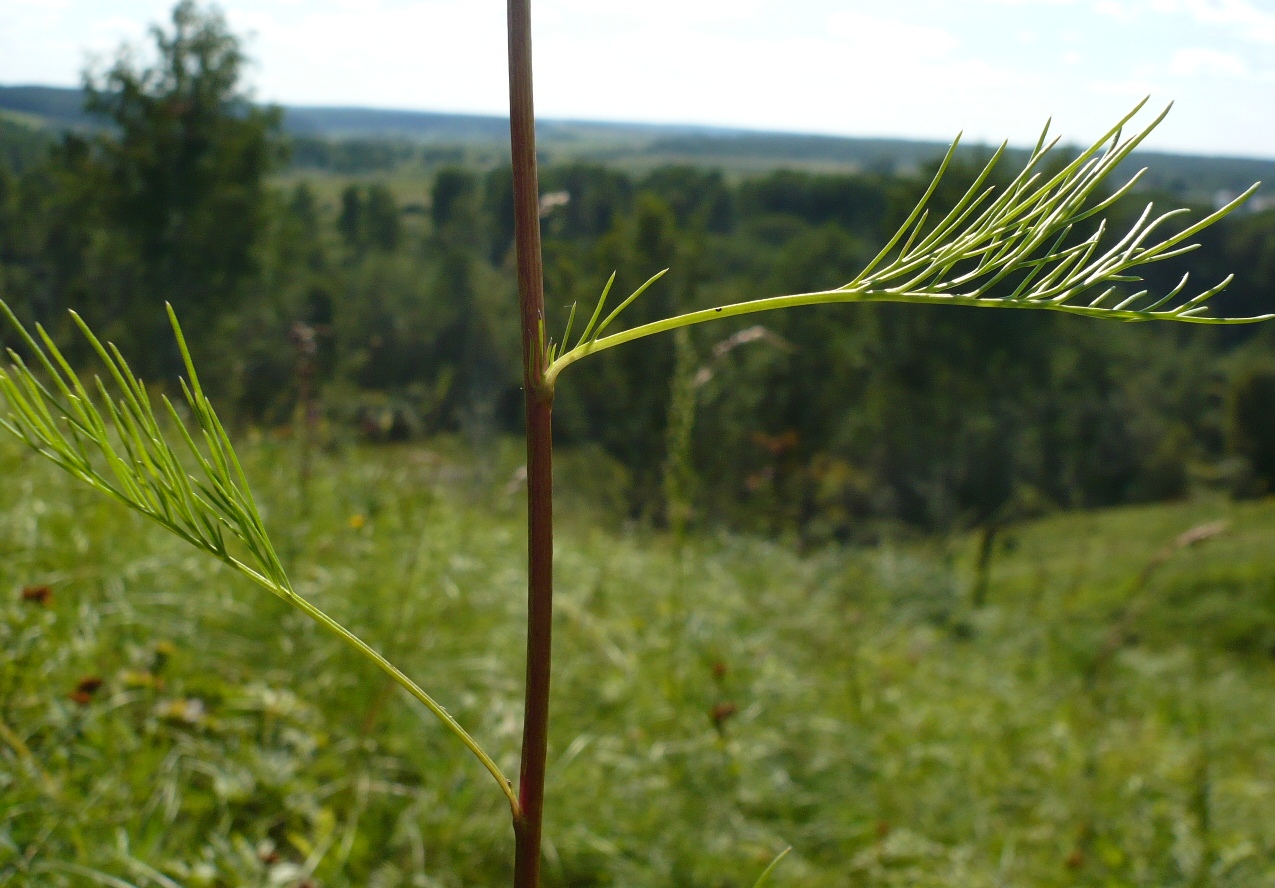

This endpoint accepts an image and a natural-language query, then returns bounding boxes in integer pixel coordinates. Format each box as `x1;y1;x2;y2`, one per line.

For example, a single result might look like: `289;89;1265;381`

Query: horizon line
3;82;1275;165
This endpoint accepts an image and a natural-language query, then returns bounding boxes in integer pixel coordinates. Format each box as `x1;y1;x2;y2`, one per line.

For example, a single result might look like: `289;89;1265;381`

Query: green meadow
3;434;1274;888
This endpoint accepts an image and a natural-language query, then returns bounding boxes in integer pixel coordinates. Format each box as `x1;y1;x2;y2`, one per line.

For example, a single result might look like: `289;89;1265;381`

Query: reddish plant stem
507;1;553;887
514;396;553;887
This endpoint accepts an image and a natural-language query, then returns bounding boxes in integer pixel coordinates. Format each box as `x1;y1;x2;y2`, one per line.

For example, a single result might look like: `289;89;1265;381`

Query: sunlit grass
2;435;1275;886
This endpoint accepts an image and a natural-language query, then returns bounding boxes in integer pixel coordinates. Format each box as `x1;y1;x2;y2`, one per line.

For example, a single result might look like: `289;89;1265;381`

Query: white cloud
540;0;773;27
1171;46;1250;76
1093;1;1136;18
520;10;1027;148
825;12;959;57
1149;0;1275;42
221;1;508;113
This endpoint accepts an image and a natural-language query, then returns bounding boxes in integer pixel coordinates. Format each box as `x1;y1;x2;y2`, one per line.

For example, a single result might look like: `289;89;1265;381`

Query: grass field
2;434;1275;887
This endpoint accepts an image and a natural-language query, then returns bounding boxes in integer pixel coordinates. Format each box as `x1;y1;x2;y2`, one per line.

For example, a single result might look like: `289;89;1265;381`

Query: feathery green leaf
544;103;1269;389
0;301;518;813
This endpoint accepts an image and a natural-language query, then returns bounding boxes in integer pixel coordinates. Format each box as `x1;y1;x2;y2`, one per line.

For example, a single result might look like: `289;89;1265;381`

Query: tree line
2;1;1274;544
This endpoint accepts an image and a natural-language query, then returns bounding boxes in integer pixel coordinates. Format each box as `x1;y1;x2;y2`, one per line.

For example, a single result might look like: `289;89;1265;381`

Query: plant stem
971;522;999;608
276;579;520;811
507;1;554;886
515;394;553;886
544;282;1271;387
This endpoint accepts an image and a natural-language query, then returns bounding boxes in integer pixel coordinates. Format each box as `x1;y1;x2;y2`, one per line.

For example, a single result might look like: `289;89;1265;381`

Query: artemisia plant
0;1;1266;885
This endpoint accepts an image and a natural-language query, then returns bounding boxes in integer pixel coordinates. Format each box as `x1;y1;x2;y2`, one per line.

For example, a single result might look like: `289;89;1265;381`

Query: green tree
81;0;283;374
338;184;402;254
364;184;402;252
484;165;516;262
431;166;481;247
554;193;682;518
1227;360;1275;492
338;184;364;251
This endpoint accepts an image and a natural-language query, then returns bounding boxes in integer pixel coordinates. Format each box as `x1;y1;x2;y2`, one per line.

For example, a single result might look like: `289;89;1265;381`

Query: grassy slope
1;436;1274;887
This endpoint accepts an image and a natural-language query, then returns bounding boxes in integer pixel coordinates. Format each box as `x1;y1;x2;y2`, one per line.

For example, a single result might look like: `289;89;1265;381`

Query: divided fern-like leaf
544;101;1268;388
0;302;288;594
0;301;518;812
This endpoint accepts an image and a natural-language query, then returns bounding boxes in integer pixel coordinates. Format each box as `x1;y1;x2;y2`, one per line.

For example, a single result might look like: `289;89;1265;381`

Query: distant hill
285;104;509;142
0;84;941;173
2;83;1272;206
0;85;96;130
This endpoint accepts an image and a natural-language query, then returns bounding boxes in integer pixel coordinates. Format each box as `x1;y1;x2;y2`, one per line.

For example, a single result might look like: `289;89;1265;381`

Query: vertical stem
507;1;553;887
515;395;553;888
971;522;998;608
292;322;318;513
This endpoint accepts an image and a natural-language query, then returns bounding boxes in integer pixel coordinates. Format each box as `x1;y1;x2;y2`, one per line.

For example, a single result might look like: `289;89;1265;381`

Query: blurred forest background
1;3;1273;549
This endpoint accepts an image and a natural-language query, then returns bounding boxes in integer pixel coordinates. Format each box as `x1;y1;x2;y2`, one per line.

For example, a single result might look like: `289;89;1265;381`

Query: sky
1;0;1273;158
